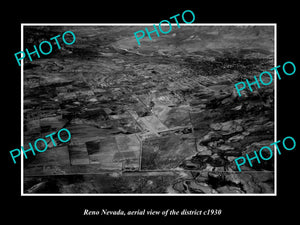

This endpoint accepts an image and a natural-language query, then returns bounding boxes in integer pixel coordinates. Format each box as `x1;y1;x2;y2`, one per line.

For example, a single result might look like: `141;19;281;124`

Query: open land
23;25;274;194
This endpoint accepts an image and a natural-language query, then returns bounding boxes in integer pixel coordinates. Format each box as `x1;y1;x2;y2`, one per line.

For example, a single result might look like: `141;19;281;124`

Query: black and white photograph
3;3;298;223
22;25;275;194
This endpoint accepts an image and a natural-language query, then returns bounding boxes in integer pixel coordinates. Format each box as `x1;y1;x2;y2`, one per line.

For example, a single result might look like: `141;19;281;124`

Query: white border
21;25;24;195
21;23;277;196
274;24;277;196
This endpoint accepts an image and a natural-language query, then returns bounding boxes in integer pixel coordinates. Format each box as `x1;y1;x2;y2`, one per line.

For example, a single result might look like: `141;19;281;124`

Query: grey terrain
23;25;274;194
